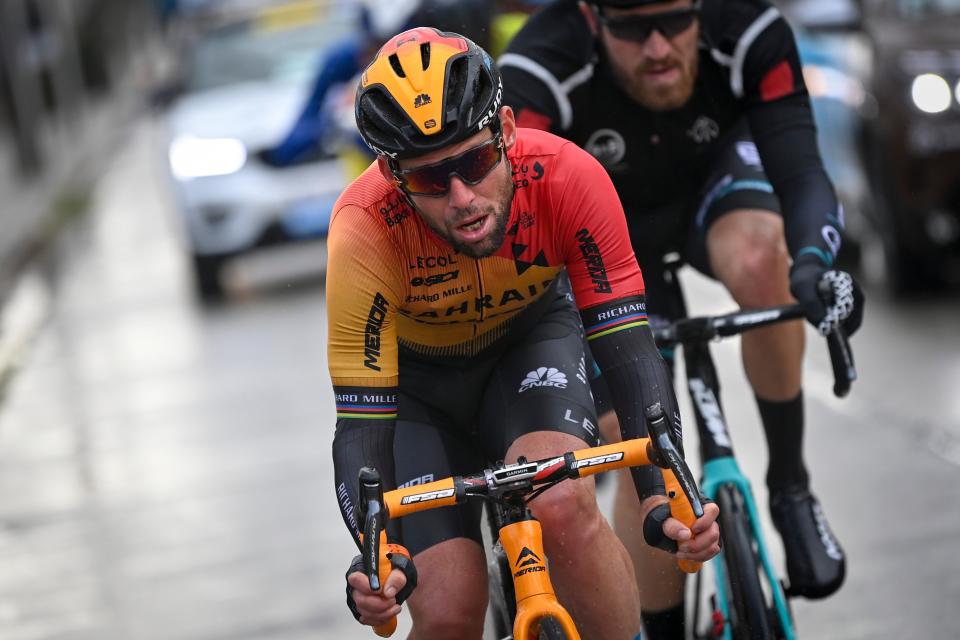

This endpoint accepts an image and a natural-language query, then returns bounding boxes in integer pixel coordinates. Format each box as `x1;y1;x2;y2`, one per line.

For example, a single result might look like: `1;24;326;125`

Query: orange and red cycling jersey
326;127;647;393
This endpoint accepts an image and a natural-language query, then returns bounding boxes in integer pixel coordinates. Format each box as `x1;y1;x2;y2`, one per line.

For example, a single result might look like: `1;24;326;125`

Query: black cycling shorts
626;118;782;318
592;119;781;417
393;285;599;557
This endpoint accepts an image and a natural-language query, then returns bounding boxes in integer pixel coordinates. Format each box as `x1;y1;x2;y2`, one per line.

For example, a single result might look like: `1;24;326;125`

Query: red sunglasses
393;134;504;197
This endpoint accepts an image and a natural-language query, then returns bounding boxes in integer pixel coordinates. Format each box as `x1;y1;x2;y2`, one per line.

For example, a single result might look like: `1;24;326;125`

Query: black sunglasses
393;134;504;197
595;2;701;43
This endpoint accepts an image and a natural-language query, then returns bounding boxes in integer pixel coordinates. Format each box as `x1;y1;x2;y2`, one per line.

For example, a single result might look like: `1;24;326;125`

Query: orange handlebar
384;476;458;518
570;437;652;476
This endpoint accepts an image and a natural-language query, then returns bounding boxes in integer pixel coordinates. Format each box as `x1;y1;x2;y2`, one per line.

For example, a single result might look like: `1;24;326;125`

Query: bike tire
537;615;570;640
716;484;774;640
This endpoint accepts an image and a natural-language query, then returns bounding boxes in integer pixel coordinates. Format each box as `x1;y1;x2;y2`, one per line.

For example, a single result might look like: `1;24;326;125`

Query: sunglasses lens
455;142;502;183
399;139;502;196
604;10;697;43
400;165;449;196
657;13;697;38
608;21;653;41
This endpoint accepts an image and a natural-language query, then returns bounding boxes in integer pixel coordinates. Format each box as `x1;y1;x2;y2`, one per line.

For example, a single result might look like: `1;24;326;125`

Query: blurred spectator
263;0;493;168
490;0;552;57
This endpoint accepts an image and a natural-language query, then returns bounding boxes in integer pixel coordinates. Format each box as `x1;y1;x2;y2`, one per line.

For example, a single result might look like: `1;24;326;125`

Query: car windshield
891;0;960;16
186;15;347;92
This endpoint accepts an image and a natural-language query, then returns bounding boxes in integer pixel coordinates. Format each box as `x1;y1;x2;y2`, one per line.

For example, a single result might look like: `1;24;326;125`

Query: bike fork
498;518;581;640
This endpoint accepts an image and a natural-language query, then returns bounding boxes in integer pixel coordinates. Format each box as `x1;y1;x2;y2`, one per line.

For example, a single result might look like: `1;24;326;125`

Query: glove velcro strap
643;503;678;554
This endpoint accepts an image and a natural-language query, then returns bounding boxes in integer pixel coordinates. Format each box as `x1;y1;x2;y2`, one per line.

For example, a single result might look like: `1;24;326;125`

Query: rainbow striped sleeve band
335;386;399;420
582;297;649;341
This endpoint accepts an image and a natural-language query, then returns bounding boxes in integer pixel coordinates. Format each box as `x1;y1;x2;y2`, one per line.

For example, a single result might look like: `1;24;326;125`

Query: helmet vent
388;53;406;78
420;43;431;70
446;57;467;113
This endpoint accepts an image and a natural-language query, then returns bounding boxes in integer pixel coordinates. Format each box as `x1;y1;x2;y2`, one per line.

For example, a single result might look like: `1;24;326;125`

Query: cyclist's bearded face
402;133;514;259
597;1;700;111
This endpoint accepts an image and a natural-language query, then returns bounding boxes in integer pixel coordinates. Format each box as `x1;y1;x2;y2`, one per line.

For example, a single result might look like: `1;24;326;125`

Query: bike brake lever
645;404;704;519
359;467;386;592
359;467;398;637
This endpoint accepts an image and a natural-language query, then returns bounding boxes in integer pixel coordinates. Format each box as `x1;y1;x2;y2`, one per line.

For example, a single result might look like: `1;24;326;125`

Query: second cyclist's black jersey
501;0;845;270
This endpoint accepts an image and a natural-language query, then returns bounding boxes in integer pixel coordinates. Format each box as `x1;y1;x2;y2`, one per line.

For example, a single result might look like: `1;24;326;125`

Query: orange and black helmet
355;28;503;160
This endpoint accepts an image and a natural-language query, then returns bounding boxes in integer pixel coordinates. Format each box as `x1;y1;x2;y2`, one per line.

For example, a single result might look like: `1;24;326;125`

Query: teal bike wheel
716;484;775;640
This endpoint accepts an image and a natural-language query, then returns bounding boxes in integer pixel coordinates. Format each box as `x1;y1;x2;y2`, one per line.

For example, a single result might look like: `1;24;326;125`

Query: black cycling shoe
769;487;846;599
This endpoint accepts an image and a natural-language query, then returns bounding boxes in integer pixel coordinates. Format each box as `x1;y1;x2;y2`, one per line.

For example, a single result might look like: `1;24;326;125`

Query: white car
164;4;353;299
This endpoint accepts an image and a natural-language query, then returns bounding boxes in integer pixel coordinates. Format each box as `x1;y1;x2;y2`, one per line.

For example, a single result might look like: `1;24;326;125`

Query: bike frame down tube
683;335;795;640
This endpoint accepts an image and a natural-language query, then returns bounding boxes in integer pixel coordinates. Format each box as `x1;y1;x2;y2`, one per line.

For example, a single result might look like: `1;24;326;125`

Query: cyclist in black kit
501;0;864;636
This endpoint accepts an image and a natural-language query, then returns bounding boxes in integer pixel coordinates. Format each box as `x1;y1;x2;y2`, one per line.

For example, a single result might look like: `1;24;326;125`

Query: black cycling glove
642;499;716;554
345;550;419;623
789;262;864;336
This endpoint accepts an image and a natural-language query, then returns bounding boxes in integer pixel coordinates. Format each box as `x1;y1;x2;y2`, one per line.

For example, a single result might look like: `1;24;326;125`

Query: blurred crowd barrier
0;0;162;299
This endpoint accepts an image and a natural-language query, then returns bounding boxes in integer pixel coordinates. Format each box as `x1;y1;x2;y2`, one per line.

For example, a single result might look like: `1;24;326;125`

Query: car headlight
169;136;247;180
911;73;952;114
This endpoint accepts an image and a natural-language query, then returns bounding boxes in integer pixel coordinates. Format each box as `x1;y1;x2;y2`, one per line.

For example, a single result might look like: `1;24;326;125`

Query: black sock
757;391;809;493
641;602;685;640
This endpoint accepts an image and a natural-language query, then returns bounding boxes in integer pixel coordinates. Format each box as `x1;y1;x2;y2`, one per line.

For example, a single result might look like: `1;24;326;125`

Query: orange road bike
357;404;706;639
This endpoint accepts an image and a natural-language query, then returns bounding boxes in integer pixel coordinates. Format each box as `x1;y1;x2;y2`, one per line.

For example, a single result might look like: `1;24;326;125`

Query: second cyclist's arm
741;12;844;271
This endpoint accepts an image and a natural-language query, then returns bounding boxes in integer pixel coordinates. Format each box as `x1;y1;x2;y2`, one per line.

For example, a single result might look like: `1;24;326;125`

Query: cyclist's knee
713;218;791;307
598;409;621;444
530;479;604;547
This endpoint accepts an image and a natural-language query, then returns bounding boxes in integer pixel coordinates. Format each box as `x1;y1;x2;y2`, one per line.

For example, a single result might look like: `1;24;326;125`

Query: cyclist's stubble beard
424;171;515;259
607;32;700;111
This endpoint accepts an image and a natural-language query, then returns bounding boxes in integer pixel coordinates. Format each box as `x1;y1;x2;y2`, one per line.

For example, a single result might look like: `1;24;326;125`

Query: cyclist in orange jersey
327;28;719;639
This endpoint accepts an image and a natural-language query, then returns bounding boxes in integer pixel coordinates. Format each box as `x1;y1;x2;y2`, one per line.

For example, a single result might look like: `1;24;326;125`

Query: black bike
649;255;856;640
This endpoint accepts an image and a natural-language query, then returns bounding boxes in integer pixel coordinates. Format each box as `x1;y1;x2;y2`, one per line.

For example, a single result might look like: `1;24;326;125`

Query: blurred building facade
0;0;159;296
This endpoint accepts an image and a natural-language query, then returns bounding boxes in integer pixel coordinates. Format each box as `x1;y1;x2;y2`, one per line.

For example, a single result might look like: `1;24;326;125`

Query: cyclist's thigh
477;292;600;460
393;414;486;557
394;336;512;555
685;118;782;278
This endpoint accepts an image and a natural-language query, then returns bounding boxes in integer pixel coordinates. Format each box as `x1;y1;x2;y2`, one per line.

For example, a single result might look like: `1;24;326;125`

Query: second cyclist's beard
615;50;699;111
428;179;514;259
